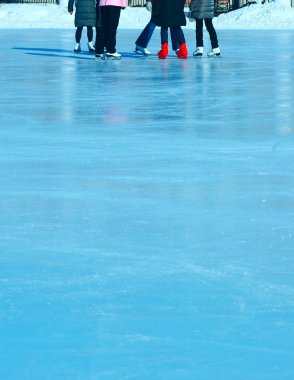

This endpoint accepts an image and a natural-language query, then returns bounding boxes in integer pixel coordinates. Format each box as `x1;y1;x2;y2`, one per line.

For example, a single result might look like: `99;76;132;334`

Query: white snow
0;0;294;29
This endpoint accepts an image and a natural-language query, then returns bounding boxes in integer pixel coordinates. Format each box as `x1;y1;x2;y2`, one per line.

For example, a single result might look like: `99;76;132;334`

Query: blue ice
0;29;294;379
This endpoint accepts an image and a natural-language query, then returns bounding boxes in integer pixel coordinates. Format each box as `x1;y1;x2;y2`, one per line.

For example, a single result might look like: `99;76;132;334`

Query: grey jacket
189;0;215;19
68;0;96;27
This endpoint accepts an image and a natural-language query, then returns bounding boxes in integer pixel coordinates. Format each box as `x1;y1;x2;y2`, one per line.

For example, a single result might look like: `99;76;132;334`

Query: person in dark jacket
134;1;180;56
68;0;96;53
151;0;188;59
189;0;221;57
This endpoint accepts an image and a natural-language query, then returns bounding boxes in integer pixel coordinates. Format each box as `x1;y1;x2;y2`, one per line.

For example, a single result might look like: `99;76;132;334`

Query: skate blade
107;56;121;60
134;49;148;57
95;55;106;60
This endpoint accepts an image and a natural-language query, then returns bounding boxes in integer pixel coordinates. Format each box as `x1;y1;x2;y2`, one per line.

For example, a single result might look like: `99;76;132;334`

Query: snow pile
0;0;294;29
214;0;294;28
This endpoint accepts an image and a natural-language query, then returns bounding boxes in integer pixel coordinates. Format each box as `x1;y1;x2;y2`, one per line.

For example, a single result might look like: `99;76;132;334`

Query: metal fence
0;0;59;3
0;0;187;4
128;0;145;5
128;0;191;5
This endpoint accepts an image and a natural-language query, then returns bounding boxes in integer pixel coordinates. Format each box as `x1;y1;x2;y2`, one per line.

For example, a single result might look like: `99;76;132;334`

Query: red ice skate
158;42;168;59
176;43;188;59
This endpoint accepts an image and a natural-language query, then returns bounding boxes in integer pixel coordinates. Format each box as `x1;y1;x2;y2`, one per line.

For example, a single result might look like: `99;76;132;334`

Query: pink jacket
99;0;127;6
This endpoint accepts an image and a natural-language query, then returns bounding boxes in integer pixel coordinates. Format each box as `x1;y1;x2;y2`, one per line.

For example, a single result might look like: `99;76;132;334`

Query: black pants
196;18;218;49
95;6;121;54
75;26;93;43
95;5;102;47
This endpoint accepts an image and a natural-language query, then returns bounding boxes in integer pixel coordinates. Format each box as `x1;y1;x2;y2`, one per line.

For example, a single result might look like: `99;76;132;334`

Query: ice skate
106;52;121;60
158;42;168;59
193;47;203;57
88;41;95;53
207;47;221;58
74;43;81;53
176;43;188;59
95;53;105;60
134;45;151;56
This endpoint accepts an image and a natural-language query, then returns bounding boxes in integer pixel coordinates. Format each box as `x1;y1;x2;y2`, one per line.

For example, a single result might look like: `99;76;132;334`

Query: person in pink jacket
95;0;127;59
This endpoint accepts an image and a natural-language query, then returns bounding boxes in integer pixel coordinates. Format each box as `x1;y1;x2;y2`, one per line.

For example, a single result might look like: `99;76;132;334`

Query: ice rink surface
0;29;294;379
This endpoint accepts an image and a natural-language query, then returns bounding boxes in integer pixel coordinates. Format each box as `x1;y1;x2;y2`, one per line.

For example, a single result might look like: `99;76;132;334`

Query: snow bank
214;0;294;29
0;0;294;29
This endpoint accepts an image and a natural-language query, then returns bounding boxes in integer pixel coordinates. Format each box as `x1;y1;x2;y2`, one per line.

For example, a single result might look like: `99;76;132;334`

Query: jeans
160;27;185;51
135;21;156;48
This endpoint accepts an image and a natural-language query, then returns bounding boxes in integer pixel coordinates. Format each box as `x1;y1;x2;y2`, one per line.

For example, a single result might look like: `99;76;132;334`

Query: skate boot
134;45;151;56
74;43;81;53
106;52;121;60
88;41;95;53
193;47;203;57
176;43;188;59
95;53;105;59
207;47;221;58
158;42;168;59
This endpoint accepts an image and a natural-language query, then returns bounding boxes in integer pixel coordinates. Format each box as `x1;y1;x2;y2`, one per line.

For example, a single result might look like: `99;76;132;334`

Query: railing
0;0;186;4
128;0;191;5
128;0;249;10
0;0;59;3
128;0;146;5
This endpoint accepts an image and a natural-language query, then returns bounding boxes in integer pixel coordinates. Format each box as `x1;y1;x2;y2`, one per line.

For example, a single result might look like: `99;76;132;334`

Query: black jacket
151;0;186;28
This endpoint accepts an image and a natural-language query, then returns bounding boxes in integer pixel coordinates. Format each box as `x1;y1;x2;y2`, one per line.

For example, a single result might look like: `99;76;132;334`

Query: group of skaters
68;0;221;59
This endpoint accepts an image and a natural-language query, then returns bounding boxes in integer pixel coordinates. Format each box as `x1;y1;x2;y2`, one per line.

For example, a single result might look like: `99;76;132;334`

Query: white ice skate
106;52;121;60
134;45;151;56
88;41;95;53
207;47;221;58
193;47;203;57
74;43;81;53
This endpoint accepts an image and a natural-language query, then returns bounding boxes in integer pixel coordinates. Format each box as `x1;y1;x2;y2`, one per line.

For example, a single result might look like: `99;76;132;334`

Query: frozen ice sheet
0;29;294;380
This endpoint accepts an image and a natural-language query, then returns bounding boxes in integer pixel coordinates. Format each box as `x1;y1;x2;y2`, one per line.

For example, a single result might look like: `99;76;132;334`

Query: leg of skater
95;6;109;57
171;27;188;58
205;18;220;57
87;26;95;52
135;21;156;55
105;5;121;58
170;27;180;52
95;4;102;56
74;26;83;52
158;27;168;59
193;18;204;56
